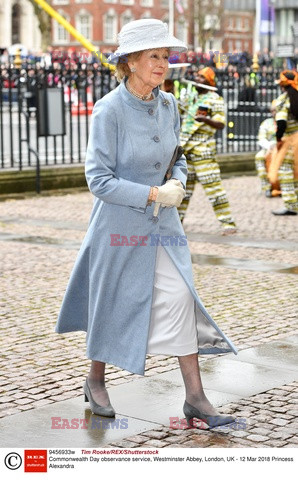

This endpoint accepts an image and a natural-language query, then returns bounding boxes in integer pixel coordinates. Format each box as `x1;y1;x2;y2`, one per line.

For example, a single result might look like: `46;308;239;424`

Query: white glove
153;179;185;216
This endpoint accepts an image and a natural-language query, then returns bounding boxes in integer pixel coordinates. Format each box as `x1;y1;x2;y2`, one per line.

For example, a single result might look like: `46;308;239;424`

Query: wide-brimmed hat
108;19;187;64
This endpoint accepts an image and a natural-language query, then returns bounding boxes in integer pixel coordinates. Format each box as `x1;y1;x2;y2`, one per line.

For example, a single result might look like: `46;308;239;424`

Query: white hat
108;19;187;64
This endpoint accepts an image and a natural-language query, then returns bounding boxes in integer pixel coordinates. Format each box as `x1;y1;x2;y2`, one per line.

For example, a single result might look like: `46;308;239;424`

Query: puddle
1;233;297;274
11;235;61;245
186;232;298;252
191;253;298;275
0;233;80;249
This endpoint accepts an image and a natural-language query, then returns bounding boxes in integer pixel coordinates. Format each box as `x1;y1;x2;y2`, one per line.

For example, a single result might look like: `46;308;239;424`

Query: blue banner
260;0;275;35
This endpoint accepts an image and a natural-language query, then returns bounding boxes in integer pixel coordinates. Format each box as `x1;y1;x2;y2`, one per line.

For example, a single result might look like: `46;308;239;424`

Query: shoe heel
185;415;195;428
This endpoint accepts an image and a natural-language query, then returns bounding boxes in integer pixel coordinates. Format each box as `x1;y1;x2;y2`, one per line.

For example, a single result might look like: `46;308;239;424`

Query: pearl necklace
126;80;153;101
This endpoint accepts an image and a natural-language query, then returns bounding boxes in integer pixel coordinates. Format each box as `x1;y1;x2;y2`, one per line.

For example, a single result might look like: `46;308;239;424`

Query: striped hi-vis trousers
178;154;236;229
278;153;298;212
255;150;272;193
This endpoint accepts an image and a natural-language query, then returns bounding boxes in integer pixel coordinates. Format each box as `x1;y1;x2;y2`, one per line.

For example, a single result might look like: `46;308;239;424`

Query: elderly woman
56;19;237;428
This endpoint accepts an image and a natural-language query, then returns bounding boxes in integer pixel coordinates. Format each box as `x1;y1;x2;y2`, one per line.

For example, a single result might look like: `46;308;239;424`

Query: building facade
222;0;255;55
51;0;190;53
273;0;298;55
0;0;41;51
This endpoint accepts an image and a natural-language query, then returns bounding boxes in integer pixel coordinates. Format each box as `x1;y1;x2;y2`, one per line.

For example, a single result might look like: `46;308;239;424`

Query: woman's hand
155;179;185;208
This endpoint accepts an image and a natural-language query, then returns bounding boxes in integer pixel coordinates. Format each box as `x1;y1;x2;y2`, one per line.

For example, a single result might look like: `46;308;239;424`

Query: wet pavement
1;336;297;448
0;175;298;449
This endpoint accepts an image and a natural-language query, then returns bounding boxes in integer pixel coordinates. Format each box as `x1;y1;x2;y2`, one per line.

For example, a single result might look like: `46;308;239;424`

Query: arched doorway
12;2;21;44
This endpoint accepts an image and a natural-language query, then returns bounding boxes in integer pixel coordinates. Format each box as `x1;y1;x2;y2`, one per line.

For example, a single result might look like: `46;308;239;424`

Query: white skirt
146;246;199;356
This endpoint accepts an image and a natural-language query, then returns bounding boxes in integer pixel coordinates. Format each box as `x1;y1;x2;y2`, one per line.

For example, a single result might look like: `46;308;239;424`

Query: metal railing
0;64;281;171
0;63;116;171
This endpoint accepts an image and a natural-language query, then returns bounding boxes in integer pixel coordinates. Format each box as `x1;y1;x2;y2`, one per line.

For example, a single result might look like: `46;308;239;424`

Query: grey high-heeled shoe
84;379;115;417
183;401;235;428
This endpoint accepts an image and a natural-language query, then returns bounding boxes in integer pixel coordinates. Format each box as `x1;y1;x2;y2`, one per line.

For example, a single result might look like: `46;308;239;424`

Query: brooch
162;99;170;106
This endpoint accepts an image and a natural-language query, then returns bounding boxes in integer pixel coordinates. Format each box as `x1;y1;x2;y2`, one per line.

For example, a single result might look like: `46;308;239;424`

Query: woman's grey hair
114;51;143;82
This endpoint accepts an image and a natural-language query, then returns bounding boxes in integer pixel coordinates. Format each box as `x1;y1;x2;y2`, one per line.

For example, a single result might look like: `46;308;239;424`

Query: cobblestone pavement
0;175;297;448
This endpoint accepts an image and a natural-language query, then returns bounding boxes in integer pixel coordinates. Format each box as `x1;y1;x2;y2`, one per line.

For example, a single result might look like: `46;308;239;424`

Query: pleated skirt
146;246;199;356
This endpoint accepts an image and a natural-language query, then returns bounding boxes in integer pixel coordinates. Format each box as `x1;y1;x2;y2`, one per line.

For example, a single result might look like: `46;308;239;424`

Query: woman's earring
130;67;136;73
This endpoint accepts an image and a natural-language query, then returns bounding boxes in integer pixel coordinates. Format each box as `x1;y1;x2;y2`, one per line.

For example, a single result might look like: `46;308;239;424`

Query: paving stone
108;440;139;448
249;427;273;436
124;435;150;444
268;432;293;440
283;436;298;444
0;178;298;448
161;435;187;444
270;418;289;427
246;434;270;442
163;443;187;448
0;396;15;403
14;398;34;405
144;431;169;440
265;440;288;447
229;430;249;438
31;399;54;407
140;440;168;448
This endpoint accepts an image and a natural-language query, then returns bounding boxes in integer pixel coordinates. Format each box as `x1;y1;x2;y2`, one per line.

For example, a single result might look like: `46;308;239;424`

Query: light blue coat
55;80;237;375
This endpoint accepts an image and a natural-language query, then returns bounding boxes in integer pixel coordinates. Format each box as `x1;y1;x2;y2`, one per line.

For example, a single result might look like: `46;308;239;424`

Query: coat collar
120;78;160;111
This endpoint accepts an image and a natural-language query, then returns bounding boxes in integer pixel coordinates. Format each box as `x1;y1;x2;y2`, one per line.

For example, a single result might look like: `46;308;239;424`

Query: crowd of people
1;44;298;72
1;42;297;220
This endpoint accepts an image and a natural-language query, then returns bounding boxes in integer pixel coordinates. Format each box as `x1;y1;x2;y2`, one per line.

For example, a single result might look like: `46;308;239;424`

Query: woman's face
129;48;169;89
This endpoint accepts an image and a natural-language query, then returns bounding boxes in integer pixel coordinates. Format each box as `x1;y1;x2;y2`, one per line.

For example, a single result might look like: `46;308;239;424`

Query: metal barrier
215;70;280;154
0;63;116;171
0;64;281;171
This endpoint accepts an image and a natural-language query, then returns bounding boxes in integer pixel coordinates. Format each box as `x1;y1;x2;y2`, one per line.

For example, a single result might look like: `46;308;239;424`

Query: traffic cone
86;87;94;115
71;87;93;116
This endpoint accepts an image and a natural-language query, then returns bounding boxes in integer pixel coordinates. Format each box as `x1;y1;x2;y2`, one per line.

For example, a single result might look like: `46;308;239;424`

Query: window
204;14;220;30
53;10;70;43
236;17;242;31
235;40;242;51
76;11;92;40
243;18;250;31
176;18;188;44
141;10;152;19
120;0;134;5
53;0;69;5
104;10;117;43
140;0;153;7
227;17;234;30
121;10;134;28
75;0;92;4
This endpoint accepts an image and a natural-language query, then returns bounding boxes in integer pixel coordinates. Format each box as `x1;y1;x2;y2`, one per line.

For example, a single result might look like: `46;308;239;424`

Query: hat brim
108;40;187;64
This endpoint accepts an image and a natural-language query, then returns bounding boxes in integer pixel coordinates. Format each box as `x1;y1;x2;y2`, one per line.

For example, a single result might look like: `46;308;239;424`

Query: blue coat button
148;108;154;115
153;135;160;142
152;217;159;223
155;162;161;170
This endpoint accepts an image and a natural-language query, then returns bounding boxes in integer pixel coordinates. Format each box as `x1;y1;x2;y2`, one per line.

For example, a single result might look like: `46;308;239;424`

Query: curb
0;153;256;196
